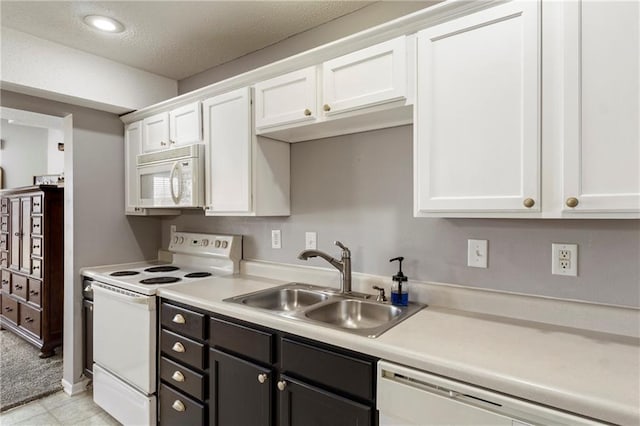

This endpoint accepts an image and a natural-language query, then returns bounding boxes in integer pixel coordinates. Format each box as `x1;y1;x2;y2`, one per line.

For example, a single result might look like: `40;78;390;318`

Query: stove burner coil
139;277;181;285
110;271;140;277
144;266;180;273
184;272;213;278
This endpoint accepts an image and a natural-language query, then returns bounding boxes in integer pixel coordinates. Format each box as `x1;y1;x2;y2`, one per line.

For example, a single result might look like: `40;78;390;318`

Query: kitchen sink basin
304;299;402;329
224;283;425;338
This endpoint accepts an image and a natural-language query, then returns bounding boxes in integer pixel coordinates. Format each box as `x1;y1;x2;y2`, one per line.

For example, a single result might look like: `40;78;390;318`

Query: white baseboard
61;377;90;396
241;259;640;338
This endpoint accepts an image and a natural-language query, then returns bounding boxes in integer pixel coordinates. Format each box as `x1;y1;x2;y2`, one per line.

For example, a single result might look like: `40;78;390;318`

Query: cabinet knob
303;109;312;116
172;313;186;324
566;197;579;208
171;400;186;412
170;140;176;145
277;380;287;391
257;373;267;384
172;371;185;382
323;104;331;112
160;141;167;146
523;198;535;208
171;342;185;353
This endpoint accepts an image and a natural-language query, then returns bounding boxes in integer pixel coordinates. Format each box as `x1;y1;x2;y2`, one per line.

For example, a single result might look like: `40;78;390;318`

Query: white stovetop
157;273;640;426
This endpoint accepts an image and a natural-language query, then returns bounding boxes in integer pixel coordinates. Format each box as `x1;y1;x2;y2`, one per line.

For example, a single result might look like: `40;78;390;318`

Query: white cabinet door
254;67;317;130
141;112;170;153
563;0;640;214
415;1;540;214
322;36;407;115
124;121;144;215
169;101;202;147
203;88;252;214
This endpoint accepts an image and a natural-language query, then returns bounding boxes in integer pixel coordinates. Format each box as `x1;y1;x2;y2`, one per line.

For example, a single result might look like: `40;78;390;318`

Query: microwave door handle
169;161;181;205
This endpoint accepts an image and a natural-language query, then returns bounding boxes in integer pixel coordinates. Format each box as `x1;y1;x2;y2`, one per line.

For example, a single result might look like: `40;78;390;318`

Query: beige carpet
0;329;63;412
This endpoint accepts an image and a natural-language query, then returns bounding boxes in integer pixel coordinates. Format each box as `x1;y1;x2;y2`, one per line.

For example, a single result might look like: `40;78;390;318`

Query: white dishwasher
377;361;606;426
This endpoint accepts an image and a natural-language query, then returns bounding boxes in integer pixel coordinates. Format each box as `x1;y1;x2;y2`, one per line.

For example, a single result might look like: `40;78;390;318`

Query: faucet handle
373;285;387;302
334;241;351;257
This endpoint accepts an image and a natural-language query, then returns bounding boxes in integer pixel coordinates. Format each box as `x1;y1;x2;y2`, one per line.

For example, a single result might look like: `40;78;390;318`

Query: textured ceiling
0;1;374;80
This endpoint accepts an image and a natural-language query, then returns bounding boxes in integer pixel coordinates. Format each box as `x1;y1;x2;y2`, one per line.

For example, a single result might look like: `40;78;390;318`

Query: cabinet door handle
172;313;186;324
171;400;186;412
171;342;185;353
303;108;312;116
566;197;579;208
523;198;535;208
172;371;185;382
257;373;267;384
323;104;331;112
277;380;287;391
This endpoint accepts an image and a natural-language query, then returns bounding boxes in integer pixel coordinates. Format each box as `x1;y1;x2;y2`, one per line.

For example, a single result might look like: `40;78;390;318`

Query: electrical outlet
552;243;578;276
271;230;281;249
305;232;317;250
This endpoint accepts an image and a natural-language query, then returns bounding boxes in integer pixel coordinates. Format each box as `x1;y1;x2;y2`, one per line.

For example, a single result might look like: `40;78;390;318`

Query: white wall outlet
552;243;578;276
271;230;281;249
305;232;317;250
467;239;488;268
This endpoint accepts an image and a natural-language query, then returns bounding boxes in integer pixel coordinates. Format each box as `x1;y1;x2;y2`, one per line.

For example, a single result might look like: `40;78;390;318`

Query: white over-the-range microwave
136;143;204;208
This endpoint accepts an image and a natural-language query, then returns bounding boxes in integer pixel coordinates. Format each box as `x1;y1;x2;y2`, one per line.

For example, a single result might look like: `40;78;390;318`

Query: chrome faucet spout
297;241;352;294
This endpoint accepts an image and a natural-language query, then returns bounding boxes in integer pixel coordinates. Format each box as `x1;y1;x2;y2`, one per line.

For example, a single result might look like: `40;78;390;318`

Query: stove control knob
221;241;229;249
202;239;209;247
215;240;221;248
173;236;179;244
178;236;185;244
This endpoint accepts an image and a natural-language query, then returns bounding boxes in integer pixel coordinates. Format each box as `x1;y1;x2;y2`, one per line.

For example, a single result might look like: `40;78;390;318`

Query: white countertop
157;274;640;425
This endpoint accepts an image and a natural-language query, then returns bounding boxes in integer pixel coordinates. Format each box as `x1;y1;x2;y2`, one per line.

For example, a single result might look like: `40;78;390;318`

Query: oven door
92;282;156;393
137;159;196;207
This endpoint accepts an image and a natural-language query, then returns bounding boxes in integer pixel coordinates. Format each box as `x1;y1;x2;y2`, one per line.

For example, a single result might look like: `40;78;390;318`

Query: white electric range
81;229;241;426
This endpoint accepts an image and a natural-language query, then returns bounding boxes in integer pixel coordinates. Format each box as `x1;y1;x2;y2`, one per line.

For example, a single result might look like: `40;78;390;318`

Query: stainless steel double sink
224;283;425;338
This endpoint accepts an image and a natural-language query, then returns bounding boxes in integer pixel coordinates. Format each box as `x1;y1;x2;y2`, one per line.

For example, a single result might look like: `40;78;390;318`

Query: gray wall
0;118;48;188
162;126;640;308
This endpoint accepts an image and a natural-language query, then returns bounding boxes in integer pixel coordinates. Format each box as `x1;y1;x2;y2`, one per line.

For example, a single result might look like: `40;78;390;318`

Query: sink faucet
298;241;352;294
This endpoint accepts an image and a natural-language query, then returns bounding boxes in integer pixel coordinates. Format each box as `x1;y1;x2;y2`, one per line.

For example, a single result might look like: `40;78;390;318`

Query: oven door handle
169;161;183;205
92;284;149;305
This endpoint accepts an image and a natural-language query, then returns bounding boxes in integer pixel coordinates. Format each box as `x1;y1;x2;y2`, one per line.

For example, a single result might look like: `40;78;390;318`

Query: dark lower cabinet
279;375;373;426
209;348;272;426
160;384;205;426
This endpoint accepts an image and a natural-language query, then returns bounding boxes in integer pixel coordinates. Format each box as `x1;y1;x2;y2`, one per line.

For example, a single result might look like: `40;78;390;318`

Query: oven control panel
169;231;242;261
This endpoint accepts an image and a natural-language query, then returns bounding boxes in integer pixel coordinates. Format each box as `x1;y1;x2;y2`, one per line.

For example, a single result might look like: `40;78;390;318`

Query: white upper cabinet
415;1;540;215
124;121;144;215
203;87;290;216
562;0;640;215
254;67;317;130
322;37;407;116
142;102;202;153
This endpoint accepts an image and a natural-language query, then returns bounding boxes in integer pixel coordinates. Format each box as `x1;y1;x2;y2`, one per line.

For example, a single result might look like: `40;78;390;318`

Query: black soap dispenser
390;256;408;306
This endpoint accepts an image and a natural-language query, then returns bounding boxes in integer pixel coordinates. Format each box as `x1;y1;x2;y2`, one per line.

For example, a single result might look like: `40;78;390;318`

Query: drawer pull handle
33;265;40;270
29;290;38;295
25;316;33;323
33;245;40;249
1;280;8;284
4;306;12;312
171;400;185;412
277;380;287;391
172;342;185;353
33;224;40;228
257;373;267;384
172;313;186;324
172;371;185;382
15;284;23;290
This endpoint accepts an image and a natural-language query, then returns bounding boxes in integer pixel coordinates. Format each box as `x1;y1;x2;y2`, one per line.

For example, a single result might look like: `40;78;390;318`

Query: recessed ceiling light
83;15;124;33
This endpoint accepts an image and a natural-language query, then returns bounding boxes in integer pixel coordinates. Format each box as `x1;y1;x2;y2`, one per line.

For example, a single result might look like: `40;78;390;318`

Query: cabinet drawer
31;195;43;214
281;337;375;401
161;302;205;340
161;329;205;370
210;317;274;365
160;356;206;401
2;295;18;324
1;270;10;293
31;258;42;278
31;238;42;257
19;302;41;337
0;216;7;233
28;279;42;307
31;216;42;236
1;198;7;214
159;384;205;426
11;274;27;300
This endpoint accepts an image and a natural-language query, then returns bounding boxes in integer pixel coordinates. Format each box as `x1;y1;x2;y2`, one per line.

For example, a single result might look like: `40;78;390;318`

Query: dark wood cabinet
158;299;378;426
0;186;64;357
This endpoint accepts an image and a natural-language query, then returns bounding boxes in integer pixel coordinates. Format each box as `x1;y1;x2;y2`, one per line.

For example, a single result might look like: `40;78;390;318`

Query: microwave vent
137;144;203;166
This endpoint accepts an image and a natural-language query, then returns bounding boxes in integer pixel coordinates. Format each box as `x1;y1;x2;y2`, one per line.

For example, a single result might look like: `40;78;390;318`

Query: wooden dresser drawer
161;302;206;341
28;279;42;307
31;258;42;279
159;384;205;426
19;302;41;337
1;270;10;293
11;274;27;300
210;317;274;365
31;216;42;236
2;295;18;324
281;337;375;401
31;238;42;257
161;329;205;370
160;356;206;401
31;195;43;214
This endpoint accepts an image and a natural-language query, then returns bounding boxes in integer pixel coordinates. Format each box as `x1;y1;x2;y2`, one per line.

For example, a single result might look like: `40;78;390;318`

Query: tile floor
0;390;120;425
